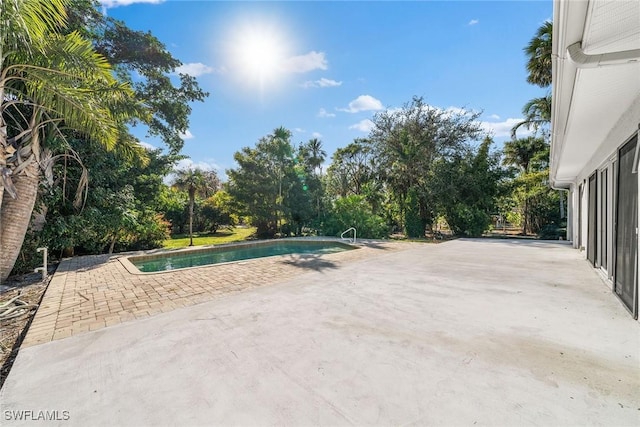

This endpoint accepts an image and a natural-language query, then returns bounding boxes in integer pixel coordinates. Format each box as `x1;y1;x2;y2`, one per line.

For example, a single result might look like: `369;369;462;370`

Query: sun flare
228;23;289;86
237;33;282;77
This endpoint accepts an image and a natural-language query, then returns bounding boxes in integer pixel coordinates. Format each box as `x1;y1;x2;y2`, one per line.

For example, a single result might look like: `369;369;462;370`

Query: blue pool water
129;240;355;272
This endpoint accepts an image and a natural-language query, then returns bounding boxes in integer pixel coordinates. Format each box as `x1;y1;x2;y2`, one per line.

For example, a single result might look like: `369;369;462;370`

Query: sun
237;32;283;79
227;22;289;87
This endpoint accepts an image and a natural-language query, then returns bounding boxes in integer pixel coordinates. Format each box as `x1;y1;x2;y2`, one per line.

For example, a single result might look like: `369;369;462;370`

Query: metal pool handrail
341;227;357;244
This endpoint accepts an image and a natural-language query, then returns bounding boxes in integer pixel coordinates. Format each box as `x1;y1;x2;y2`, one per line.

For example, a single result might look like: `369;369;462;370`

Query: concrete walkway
1;239;639;426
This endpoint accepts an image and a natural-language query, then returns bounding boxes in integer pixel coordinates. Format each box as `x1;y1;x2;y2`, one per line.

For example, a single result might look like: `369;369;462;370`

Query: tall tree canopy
433;137;503;236
0;0;147;281
66;0;209;154
370;96;484;237
227;128;319;237
1;0;209;281
326;139;376;198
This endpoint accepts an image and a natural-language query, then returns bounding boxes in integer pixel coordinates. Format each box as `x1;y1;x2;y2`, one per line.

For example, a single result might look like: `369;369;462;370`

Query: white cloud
311;132;323;139
489;114;501;120
175;62;220;77
481;118;534;138
317;78;341;87
99;0;162;8
301;77;342;88
339;95;384;113
468;19;479;26
349;119;375;133
317;108;336;118
137;141;156;151
282;51;328;73
175;158;220;172
180;130;194;140
165;158;227;184
293;128;306;133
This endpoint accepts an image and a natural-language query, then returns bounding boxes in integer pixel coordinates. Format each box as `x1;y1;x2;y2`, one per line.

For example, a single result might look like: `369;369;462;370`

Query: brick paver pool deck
23;240;415;347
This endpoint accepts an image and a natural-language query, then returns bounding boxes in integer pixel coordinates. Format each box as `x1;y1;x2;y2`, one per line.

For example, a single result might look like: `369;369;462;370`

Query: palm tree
511;94;552;139
503;136;548;173
503;137;549;235
0;0;141;282
173;167;206;246
525;21;552;88
268;127;293;234
301;138;326;220
305;138;326;176
511;21;553;138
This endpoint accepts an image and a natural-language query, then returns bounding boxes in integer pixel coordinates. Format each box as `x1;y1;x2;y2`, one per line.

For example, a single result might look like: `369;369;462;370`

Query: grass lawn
163;227;257;249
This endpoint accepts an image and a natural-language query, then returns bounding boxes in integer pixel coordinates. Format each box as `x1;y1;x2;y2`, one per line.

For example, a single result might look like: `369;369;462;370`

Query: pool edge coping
119;237;360;275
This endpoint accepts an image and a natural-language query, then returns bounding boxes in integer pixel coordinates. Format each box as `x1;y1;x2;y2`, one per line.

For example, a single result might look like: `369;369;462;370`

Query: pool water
129;240;355;273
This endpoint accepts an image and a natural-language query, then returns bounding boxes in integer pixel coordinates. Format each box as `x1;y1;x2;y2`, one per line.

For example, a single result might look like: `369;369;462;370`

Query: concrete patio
1;238;639;426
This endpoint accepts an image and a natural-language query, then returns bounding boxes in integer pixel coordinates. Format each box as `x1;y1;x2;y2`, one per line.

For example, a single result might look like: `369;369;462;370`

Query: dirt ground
0;268;55;390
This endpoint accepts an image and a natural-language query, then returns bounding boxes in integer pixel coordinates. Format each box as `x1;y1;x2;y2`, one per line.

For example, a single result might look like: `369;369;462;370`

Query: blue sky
102;0;552;178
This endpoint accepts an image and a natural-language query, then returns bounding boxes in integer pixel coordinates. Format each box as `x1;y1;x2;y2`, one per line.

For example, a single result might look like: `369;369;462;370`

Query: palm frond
0;0;68;57
524;21;552;88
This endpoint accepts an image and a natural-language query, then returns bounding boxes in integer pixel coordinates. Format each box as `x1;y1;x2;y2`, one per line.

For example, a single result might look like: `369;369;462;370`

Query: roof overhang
551;0;640;188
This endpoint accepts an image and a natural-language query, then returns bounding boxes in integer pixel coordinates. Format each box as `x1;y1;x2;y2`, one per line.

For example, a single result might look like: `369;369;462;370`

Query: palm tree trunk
0;159;39;283
189;191;194;246
0;115;8;221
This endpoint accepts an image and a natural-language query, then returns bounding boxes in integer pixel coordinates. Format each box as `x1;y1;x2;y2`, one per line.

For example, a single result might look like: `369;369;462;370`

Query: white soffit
583;0;640;54
555;64;640;181
553;0;640;182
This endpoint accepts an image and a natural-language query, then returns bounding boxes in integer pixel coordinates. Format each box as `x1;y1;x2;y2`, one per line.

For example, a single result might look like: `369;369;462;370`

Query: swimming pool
126;239;356;273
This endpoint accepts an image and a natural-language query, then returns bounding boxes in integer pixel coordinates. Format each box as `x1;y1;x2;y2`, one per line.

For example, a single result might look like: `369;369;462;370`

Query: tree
370;96;484;237
435;137;503;236
511;21;552;138
297;138;326;223
228;142;280;237
269;127;294;233
301;137;326;177
503;137;551;235
67;0;209;155
173;168;209;246
326;139;376;197
506;20;562;237
524;21;552;88
157;186;188;234
227;127;318;237
200;170;221;198
11;137;173;269
510;95;551;139
0;0;143;282
503;137;548;174
200;190;236;233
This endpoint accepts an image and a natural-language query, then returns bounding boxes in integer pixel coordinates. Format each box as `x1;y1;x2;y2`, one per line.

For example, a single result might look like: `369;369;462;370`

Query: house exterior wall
567;100;639;315
552;0;640;320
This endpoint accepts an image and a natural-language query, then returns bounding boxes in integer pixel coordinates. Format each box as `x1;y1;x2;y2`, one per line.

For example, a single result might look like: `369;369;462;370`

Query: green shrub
445;204;491;237
128;212;171;250
323;195;388;239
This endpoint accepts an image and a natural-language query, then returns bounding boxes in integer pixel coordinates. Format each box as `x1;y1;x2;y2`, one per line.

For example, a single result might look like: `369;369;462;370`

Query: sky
101;0;552;179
